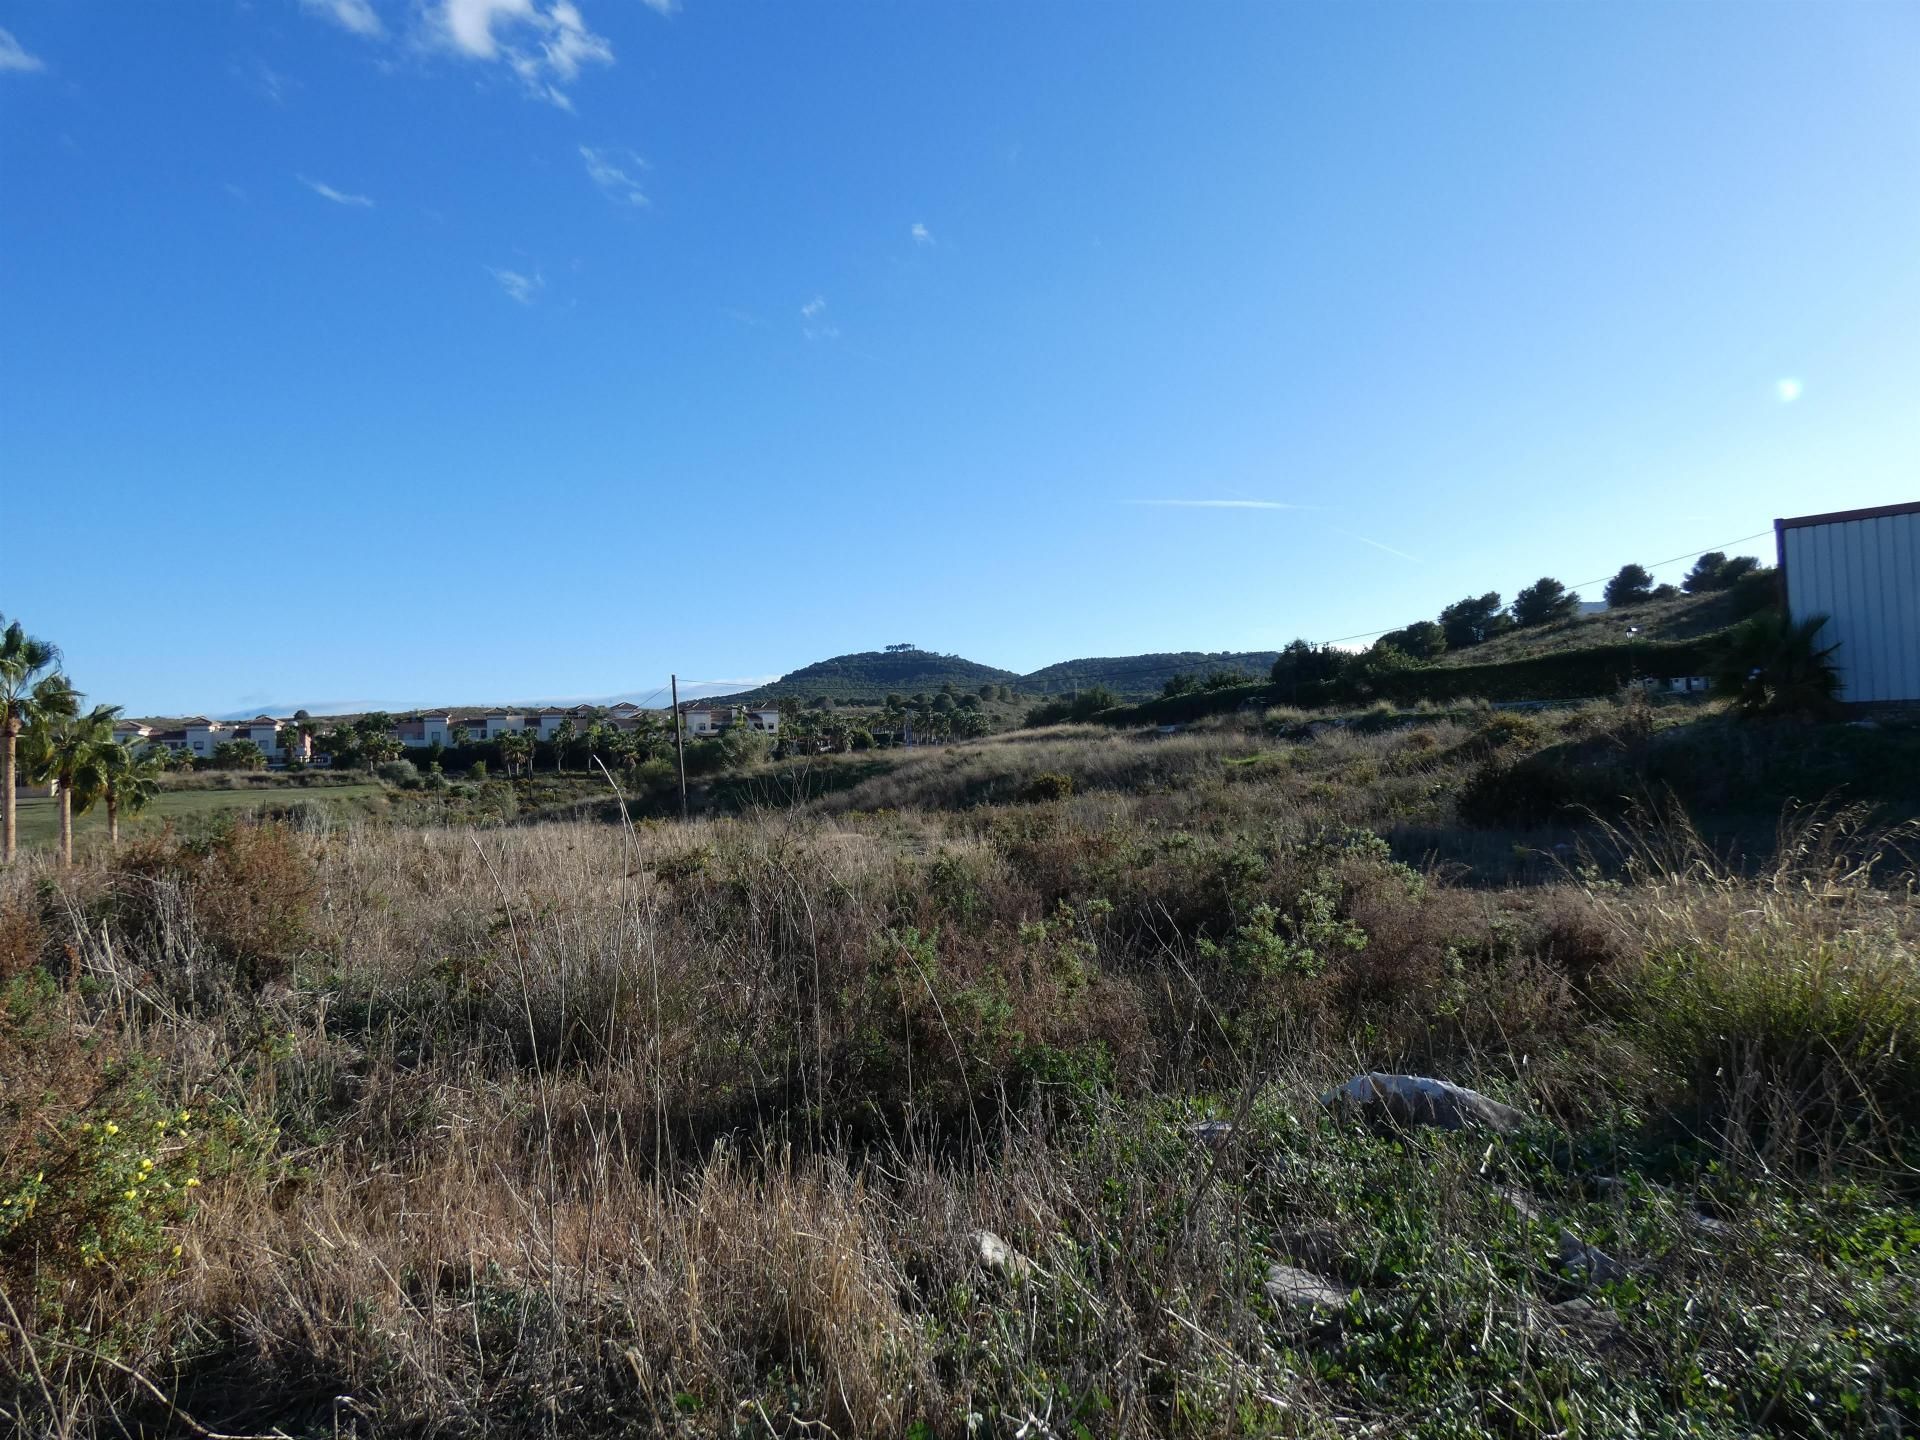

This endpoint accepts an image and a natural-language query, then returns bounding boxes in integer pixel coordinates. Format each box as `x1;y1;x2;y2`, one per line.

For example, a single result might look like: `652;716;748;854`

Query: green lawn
10;783;388;853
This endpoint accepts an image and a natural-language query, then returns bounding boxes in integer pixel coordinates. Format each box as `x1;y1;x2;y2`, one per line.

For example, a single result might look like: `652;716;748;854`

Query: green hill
1019;651;1281;698
720;650;1020;704
1429;588;1745;668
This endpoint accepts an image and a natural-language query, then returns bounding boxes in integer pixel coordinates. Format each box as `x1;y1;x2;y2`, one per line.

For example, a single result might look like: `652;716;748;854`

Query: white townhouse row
682;704;781;737
118;716;316;765
391;702;778;749
394;702;664;748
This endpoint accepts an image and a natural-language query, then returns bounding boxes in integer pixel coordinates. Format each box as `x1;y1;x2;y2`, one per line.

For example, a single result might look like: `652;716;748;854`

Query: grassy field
9;781;388;852
3;702;1918;1437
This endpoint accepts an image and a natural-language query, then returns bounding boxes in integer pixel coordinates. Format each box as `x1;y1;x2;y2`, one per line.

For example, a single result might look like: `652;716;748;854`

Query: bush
106;823;318;995
375;758;421;787
1633;898;1920;1152
1022;772;1075;803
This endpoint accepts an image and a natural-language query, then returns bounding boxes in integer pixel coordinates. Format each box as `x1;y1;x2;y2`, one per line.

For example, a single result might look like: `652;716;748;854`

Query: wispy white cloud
235;57;295;104
439;0;612;108
911;221;934;246
299;175;375;207
1775;377;1803;404
637;0;679;14
301;0;384;37
0;27;44;73
1128;499;1310;511
1335;529;1419;563
488;265;544;304
580;145;648;205
798;295;839;339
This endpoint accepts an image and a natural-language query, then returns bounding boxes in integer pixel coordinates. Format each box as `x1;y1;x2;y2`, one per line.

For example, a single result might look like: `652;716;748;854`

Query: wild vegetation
5;688;1918;1437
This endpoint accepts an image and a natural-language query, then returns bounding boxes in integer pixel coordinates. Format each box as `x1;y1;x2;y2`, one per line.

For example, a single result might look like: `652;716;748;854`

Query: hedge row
1093;637;1725;725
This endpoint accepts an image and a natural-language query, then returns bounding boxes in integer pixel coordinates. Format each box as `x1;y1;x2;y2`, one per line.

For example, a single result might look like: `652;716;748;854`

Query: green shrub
1022;772;1075;803
1633;907;1920;1153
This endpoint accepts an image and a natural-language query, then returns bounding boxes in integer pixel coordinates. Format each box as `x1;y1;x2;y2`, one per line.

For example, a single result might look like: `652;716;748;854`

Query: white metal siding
1782;510;1920;703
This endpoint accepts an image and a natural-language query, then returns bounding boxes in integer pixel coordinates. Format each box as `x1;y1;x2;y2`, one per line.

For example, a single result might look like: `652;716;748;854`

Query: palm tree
98;740;169;848
2;616;79;865
496;729;532;777
23;704;120;867
1713;610;1842;717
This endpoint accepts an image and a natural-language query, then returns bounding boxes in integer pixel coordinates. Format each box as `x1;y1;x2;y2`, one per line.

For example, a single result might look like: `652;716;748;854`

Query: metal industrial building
1775;500;1920;705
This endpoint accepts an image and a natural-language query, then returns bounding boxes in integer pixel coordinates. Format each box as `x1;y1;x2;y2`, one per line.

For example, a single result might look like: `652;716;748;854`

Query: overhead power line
1314;527;1776;648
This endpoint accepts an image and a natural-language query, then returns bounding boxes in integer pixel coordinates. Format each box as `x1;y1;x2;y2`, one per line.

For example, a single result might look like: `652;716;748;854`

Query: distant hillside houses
115;700;780;772
682;703;780;737
122;716;314;765
396;704;635;748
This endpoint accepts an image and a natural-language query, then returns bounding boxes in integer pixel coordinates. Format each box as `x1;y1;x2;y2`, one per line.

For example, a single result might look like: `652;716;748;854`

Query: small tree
1376;621;1446;660
1682;552;1729;594
1;615;75;864
22;703;118;866
211;739;267;771
1162;673;1200;698
1511;577;1582;627
1438;593;1511;649
1604;564;1655;608
1354;643;1417;679
1683;553;1763;595
1270;639;1345;693
98;740;168;848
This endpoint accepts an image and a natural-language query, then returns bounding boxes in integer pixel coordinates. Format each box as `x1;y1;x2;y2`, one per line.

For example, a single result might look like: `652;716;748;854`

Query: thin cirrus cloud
1128;499;1310;510
0;26;45;72
1334;529;1420;563
300;0;383;38
299;175;374;207
580;146;648;206
488;266;544;304
911;222;934;246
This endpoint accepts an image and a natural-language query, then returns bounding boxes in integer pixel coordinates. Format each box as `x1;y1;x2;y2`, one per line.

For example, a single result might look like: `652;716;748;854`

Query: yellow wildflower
185;1177;201;1188
104;1122;119;1136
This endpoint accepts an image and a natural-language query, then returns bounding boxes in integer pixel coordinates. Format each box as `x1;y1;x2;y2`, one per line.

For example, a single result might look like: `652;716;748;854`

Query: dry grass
4;714;1918;1437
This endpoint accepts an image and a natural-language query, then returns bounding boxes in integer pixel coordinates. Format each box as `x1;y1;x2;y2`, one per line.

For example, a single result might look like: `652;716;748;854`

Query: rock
1275;1224;1346;1273
970;1229;1031;1281
1183;1119;1235;1149
1263;1263;1348;1314
1534;1296;1626;1347
1321;1073;1527;1135
1556;1229;1629;1285
1492;1184;1542;1223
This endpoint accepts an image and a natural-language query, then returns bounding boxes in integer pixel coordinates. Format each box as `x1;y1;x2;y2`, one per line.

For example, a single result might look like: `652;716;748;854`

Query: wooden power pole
670;673;688;820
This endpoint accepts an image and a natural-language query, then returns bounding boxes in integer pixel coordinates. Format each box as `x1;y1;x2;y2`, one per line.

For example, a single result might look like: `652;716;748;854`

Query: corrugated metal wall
1782;510;1920;703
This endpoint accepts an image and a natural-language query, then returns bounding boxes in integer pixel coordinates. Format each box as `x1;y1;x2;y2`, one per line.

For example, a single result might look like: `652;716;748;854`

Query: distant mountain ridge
709;647;1283;704
715;651;1020;704
1018;651;1281;697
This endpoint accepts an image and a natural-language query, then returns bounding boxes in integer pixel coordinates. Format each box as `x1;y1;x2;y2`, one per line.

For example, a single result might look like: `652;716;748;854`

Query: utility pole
670;673;688;820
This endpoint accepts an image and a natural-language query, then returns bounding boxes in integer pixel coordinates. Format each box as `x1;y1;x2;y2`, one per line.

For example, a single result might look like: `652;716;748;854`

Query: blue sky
4;1;1917;716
